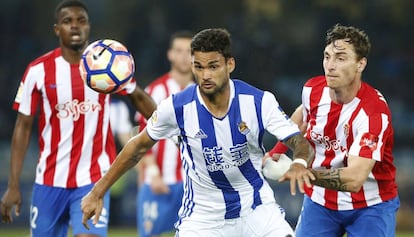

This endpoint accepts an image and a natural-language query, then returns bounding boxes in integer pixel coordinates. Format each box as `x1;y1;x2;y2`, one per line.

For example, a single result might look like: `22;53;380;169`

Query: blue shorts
295;195;400;237
137;182;184;237
30;183;110;237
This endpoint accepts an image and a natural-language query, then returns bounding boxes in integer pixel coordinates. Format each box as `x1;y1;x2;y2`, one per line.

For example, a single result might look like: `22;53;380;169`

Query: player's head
190;28;235;98
325;23;371;61
168;30;193;76
54;0;90;52
323;24;370;91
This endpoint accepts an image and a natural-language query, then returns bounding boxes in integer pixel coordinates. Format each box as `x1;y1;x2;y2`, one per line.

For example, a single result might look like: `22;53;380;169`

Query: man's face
168;37;192;74
191;51;234;97
54;6;90;52
323;39;365;89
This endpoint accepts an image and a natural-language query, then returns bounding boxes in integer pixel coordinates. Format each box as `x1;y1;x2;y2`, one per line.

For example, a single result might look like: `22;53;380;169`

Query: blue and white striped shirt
146;79;300;222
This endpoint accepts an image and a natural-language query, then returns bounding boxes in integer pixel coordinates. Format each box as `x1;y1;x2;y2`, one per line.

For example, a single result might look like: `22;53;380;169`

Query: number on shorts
30;205;38;229
143;201;158;220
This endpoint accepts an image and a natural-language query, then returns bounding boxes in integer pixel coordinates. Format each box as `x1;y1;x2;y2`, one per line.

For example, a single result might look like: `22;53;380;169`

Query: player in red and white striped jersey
0;1;155;237
269;24;399;237
134;31;194;237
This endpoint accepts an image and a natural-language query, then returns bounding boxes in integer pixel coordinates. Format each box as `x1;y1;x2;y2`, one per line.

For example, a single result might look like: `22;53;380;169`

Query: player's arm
310;155;375;193
280;133;315;195
1;113;34;223
128;86;157;119
81;128;156;229
268;105;307;159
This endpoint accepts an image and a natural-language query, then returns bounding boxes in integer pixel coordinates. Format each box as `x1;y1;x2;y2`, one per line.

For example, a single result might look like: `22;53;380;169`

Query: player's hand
0;188;22;224
150;175;170;194
279;162;315;196
81;191;103;230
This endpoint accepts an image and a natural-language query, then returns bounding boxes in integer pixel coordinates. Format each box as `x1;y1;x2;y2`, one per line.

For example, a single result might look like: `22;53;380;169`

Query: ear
227;57;235;74
53;23;60;37
357;57;367;72
167;48;173;63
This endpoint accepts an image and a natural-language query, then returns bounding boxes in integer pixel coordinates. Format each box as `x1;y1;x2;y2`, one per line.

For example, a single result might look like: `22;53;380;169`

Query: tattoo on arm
310;169;348;191
285;134;313;163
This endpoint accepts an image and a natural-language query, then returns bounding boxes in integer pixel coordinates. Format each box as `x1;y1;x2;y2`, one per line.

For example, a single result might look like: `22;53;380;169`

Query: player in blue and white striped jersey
81;28;315;237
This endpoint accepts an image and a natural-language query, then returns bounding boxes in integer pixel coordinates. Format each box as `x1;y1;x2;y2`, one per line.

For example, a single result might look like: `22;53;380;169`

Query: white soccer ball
262;154;292;181
79;39;135;94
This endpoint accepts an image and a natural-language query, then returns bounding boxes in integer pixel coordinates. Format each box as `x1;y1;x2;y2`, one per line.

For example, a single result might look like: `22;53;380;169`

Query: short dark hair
55;0;89;22
191;28;232;59
326;23;371;60
169;30;193;48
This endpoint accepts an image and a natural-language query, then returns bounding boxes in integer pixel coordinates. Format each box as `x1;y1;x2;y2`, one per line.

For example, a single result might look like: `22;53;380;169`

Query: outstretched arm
128;86;157;119
81;128;156;229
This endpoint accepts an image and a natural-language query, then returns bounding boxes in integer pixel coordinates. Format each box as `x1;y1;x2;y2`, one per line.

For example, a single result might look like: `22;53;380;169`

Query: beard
69;42;86;52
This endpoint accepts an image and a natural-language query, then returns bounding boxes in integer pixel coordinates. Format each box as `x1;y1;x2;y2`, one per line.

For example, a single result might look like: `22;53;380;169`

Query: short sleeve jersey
13;48;135;188
146;79;300;220
302;75;398;210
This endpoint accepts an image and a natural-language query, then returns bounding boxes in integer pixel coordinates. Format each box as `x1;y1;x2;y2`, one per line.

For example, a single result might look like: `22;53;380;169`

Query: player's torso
175;84;274;220
26;52;114;188
305;87;357;169
303;77;397;209
42;57;108;120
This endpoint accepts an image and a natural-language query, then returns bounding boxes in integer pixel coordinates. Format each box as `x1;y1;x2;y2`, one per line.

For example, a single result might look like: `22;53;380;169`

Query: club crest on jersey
238;121;250;135
359;132;378;151
343;123;350;138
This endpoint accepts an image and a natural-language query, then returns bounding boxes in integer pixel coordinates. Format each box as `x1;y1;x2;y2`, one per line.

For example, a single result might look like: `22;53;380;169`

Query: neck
200;83;230;118
60;45;85;65
330;80;361;104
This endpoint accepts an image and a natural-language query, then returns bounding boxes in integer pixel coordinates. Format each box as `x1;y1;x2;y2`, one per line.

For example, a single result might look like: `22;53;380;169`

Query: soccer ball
262;154;293;181
79;39;135;94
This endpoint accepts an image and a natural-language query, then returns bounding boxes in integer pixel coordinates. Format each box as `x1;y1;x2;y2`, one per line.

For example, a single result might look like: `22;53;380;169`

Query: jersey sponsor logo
309;130;347;152
359;132;378;151
203;142;249;172
238;121;250;135
55;99;102;121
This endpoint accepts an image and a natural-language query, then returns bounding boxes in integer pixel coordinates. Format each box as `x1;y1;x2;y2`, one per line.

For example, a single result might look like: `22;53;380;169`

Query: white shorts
175;202;295;237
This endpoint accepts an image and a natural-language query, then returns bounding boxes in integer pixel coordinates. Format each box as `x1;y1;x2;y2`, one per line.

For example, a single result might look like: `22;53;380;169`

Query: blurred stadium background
1;0;414;235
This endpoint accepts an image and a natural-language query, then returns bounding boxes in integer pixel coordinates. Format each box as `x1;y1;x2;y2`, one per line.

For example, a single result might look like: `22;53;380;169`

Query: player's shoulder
232;79;264;96
359;82;391;114
171;83;197;107
304;75;326;88
28;48;61;67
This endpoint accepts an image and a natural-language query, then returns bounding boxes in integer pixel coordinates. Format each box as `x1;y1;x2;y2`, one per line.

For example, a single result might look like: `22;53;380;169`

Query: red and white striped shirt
302;75;398;210
136;73;190;185
13;48;134;188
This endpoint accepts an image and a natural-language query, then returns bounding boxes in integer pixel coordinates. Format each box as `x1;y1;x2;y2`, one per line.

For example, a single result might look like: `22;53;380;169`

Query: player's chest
307;101;359;144
43;73;102;102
